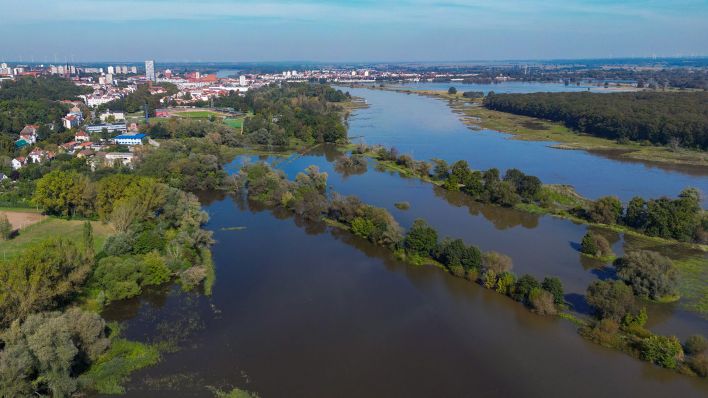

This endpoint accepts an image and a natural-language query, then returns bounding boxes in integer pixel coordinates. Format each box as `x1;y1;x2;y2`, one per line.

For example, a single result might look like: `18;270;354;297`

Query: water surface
336;85;708;203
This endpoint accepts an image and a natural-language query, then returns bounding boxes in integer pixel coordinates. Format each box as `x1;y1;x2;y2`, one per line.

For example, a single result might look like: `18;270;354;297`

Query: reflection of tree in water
101;283;173;323
432;186;540;230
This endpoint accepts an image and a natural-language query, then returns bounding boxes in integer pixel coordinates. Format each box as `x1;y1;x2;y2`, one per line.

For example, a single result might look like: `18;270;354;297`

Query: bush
0;309;110;396
614;250;678;300
434;238;482;271
404;219;438;257
482;251;513;273
639;335;684;369
586;280;637;321
0;238;91;327
529;287;557;315
580;232;613;258
142;251;171;286
587;196;623;224
448;87;457;95
541;277;564;305
511;274;540;303
0;214;12;240
495;271;516;295
684;335;708;355
686;354;707;377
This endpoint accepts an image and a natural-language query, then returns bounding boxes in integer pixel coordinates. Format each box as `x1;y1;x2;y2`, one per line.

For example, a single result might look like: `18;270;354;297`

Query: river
335;84;708;204
102;83;708;396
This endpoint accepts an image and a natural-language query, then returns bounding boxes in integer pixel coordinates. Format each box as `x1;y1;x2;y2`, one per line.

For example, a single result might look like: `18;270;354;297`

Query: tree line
483;91;708;149
366;146;705;244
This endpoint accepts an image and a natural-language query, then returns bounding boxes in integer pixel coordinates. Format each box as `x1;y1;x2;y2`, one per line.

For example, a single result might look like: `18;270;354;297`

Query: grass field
224;117;244;128
0;218;112;259
174;110;220;118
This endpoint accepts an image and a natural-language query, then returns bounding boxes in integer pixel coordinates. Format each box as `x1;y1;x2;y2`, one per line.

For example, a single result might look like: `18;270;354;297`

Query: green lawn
224;117;244;128
0;218;112;259
175;110;219;119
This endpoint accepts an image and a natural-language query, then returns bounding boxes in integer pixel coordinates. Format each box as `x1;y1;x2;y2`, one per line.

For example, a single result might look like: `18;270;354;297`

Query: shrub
541;277;564;305
511;274;540;303
482;251;513;273
495;272;516;295
404;219;438;257
580;232;613;258
0;214;12;240
686;355;707;377
614;250;678;300
639;335;684;369
435;238;482;271
528;288;557;315
587;196;623;224
448;87;457;95
586;280;637;321
142;251;171;286
684;335;708;355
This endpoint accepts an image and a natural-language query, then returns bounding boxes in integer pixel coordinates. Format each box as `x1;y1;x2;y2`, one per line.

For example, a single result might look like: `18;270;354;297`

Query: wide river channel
104;83;708;397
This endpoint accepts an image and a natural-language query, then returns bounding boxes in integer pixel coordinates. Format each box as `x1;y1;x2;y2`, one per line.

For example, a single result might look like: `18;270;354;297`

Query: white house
18;125;38;144
11;156;26;170
28;148;54;164
62;112;83;129
113;133;146;146
104;152;134;167
75;131;90;142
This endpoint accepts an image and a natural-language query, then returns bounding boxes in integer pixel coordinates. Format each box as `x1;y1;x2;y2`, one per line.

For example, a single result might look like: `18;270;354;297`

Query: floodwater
102;186;708;397
102;84;708;396
336;85;708;204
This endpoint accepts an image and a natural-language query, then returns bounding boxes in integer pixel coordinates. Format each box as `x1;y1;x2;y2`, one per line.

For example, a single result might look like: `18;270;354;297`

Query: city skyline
1;0;707;62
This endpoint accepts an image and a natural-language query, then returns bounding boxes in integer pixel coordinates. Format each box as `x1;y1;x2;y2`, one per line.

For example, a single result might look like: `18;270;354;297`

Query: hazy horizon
2;0;707;63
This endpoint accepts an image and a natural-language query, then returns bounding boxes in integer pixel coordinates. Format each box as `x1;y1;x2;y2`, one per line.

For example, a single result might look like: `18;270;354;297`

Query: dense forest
483;91;708;149
216;83;350;144
0;76;89;139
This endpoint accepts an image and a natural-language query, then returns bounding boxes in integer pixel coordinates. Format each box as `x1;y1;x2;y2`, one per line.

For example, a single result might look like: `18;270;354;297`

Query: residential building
99;110;125;122
145;60;156;82
114;133;146;146
28;148;54;164
75;131;90;142
18;125;39;144
11;157;26;170
62;112;83;129
104;152;134;167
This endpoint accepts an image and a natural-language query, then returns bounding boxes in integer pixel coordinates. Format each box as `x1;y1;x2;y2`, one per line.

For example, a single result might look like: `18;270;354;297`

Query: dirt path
0;211;45;230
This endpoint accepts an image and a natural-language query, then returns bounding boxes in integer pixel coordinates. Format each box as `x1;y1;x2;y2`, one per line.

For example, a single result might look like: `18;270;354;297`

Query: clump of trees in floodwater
362;145;706;244
235;162;706;378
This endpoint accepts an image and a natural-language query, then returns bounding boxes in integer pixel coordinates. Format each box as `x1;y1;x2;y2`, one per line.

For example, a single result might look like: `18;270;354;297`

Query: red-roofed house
12;156;26;170
75;131;90;142
19;125;39;144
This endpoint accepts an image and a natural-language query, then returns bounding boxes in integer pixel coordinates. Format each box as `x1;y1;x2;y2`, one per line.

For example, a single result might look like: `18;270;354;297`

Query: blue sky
1;0;707;62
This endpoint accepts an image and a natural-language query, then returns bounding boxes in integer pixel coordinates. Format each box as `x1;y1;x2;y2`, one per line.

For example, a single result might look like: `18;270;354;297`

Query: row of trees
366;146;705;244
583;189;704;243
483;91;708;149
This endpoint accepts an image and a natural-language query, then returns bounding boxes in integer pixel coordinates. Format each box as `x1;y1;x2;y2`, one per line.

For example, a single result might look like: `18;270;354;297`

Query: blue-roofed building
113;133;147;146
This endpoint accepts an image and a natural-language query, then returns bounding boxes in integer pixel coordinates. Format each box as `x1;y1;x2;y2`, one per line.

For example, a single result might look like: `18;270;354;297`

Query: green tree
614;250;678;300
33;170;95;217
640;335;684;369
541;276;564;305
580;232;613;258
586;280;637;321
684;335;707;355
511;274;540;303
0;214;12;240
448;87;457;95
404;219;438;256
434;238;482;271
0;238;92;327
587;196;623;224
